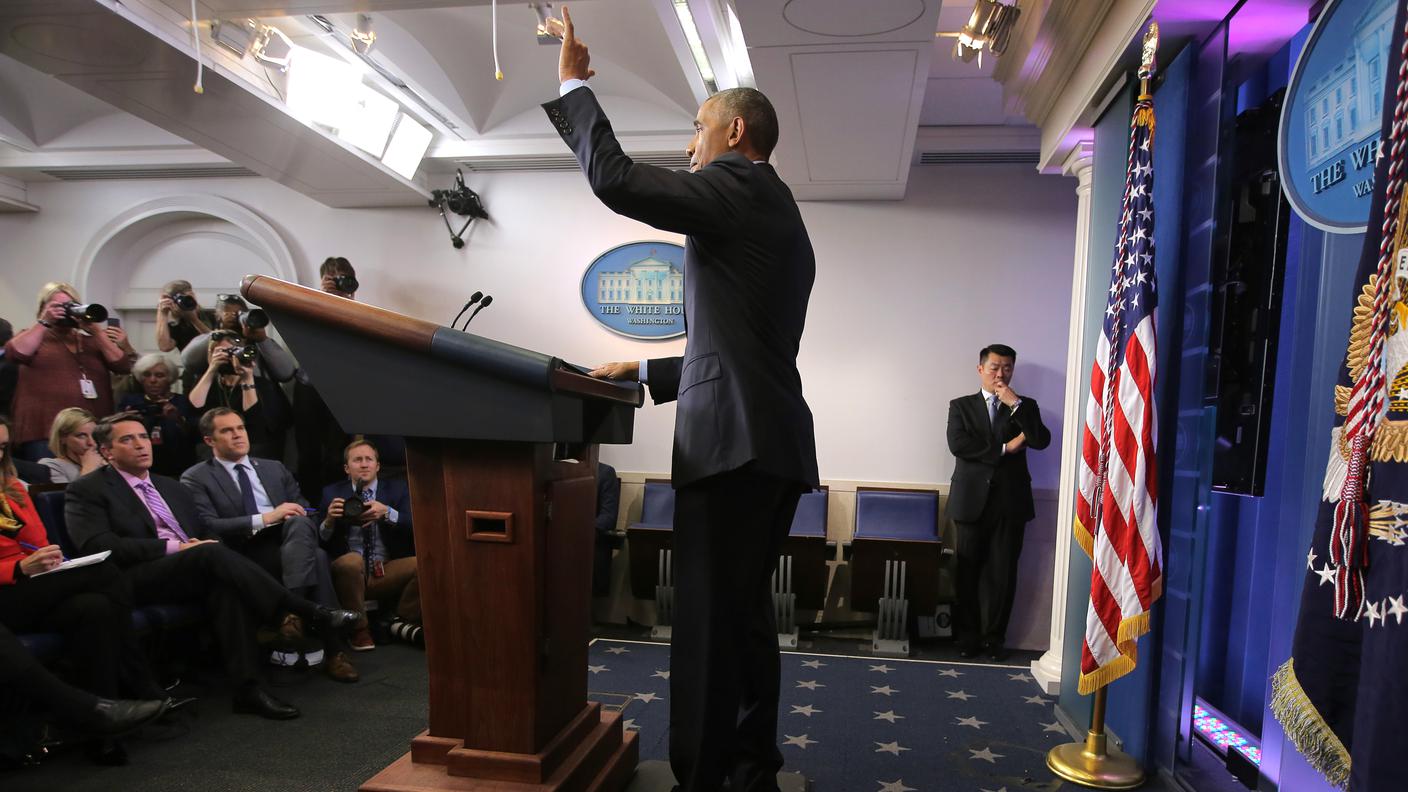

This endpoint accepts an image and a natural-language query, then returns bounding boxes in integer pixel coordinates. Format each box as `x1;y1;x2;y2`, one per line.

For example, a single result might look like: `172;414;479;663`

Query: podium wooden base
361;706;638;792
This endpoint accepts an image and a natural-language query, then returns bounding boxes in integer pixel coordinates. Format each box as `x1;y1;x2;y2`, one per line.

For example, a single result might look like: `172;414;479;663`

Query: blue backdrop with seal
1279;0;1395;233
580;241;687;340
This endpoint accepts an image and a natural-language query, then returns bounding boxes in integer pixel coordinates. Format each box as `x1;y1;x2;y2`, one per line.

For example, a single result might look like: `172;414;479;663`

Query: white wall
0;163;1077;488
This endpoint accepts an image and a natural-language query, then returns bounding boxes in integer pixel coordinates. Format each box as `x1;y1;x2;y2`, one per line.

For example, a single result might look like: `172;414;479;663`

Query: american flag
1073;91;1165;695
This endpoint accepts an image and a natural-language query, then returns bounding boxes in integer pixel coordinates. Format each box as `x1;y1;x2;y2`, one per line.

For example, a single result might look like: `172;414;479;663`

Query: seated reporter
38;407;104;484
319;439;419;651
181;408;358;683
188;332;287;461
0;415;169;764
117;354;197;478
64;415;358;720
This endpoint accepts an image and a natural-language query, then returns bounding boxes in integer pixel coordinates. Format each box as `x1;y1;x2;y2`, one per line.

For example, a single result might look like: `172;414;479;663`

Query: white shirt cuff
251;515;264;531
385;506;400;525
560;78;590;96
638;359;648;384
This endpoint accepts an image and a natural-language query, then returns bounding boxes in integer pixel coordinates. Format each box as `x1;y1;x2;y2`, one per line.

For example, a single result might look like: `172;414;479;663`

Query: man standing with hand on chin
544;9;818;792
945;344;1050;661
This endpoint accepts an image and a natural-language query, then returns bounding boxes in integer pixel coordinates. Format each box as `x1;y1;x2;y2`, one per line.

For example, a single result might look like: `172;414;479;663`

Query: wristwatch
240;383;256;391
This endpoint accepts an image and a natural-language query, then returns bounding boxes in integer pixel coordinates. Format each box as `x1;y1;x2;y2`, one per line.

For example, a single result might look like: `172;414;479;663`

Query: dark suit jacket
65;466;210;567
544;87;819;489
318;478;414;560
179;456;309;545
596;461;620;538
945;394;1051;525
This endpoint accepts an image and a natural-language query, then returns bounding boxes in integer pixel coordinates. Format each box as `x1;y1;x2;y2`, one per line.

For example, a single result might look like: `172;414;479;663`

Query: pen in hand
17;541;67;562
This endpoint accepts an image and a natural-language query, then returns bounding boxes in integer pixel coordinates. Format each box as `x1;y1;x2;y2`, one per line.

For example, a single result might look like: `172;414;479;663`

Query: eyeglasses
215;294;247;305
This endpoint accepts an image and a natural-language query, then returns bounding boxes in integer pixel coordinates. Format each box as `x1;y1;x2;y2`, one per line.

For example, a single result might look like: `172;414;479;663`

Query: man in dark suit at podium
545;10;818;792
945;344;1050;661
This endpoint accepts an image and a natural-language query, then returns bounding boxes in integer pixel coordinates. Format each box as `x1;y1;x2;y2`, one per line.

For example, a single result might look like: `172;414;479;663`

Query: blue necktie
360;487;380;576
235;464;259;517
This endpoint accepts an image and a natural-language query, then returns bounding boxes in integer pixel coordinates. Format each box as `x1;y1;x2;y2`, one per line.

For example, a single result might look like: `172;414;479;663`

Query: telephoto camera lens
333;274;359;294
172;293;197;312
240;308;269;330
62;302;108;325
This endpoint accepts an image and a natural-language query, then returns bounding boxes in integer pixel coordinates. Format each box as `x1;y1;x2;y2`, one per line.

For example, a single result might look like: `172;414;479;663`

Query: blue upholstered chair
849;489;943;656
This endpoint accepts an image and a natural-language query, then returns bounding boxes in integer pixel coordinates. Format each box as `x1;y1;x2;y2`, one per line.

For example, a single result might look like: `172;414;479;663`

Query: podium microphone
451;292;483;328
462;295;493;330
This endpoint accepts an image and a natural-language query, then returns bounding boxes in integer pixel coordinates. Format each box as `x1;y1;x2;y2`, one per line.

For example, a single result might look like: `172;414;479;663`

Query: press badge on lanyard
372;560;385;578
79;374;98;400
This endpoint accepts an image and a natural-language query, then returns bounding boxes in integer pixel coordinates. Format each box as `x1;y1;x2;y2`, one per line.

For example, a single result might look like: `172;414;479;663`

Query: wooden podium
241;277;642;791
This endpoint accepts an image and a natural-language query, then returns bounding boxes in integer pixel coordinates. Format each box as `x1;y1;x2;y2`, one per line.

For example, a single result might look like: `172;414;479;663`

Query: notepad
31;550;111;577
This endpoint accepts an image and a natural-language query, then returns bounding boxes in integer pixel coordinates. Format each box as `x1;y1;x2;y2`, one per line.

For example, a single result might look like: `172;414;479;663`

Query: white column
1032;141;1095;695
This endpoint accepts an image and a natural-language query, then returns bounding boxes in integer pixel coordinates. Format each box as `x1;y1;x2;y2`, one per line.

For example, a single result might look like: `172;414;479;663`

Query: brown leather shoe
325;651;359;683
349;627;375;652
278;613;304;643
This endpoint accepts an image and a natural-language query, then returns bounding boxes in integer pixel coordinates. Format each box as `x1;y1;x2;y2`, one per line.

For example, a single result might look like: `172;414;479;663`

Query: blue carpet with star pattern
587;639;1071;792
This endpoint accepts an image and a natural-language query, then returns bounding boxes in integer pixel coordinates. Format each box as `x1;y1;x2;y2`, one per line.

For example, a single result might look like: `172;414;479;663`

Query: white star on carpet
587;665;608;674
1314;564;1337;587
796;680;825;690
875;741;910;756
651;669;670;680
869;664;895;674
622;719;637;731
1007;672;1032;682
955;715;988;729
1043;721;1066;733
946;690;974;701
1024;695;1048;705
877;781;916;792
871;685;899;696
790;704;823;717
980;787;1008;792
873;710;905;723
1389;595;1408;625
634;692;660;703
604;646;629;655
937;668;963;678
801;659;827;669
783;734;816;749
969;747;1004;763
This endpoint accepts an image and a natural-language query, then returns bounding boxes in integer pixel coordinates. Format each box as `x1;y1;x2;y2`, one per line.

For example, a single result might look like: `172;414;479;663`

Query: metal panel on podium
241;276;642;791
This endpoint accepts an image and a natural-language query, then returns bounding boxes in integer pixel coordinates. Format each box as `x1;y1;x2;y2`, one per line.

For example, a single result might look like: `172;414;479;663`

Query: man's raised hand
558;6;596;84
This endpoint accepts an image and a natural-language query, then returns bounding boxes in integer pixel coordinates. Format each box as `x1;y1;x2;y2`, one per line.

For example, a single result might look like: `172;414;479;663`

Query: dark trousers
669;467;802;792
124;543;289;685
0;622;99;722
241;516;334;604
0;563;162;701
954;495;1027;651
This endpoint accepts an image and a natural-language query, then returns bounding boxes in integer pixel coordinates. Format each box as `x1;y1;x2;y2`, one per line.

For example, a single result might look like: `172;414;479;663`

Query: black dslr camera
171;292;197;312
216;344;257;375
332;274;359;294
239;308;269;330
60;302;107;327
338;496;367;527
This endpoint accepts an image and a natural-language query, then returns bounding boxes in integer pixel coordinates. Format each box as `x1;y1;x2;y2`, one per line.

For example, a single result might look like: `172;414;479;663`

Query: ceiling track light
350;14;376;55
938;0;1020;66
531;3;565;45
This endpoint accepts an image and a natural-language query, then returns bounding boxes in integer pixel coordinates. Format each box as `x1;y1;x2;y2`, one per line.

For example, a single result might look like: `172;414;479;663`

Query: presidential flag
1073;79;1164;696
1272;2;1408;789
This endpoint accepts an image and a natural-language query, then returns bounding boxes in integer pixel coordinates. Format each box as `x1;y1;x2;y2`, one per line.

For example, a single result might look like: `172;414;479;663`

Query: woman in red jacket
0;415;168;764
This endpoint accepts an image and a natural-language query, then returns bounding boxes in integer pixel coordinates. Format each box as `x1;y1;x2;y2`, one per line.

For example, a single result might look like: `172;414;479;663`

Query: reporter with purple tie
64;414;359;720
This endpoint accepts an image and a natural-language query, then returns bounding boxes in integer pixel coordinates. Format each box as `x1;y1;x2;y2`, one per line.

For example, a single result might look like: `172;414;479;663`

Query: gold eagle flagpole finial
1139;21;1160;99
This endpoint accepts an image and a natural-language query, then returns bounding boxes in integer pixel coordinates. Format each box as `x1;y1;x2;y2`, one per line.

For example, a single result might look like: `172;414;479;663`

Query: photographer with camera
294;257;365;500
117;354;198;478
154;279;214;354
3;282;136;461
181;294;296;389
189;332;285;461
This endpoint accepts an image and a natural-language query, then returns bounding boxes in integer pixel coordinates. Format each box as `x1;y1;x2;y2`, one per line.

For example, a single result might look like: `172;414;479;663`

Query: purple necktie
134;481;189;543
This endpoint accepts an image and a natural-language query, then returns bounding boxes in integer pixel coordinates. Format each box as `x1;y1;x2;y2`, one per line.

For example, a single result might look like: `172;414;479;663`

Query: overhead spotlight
210;18;258;58
350;14;376;54
531;3;565;45
943;0;1020;65
251;24;295;70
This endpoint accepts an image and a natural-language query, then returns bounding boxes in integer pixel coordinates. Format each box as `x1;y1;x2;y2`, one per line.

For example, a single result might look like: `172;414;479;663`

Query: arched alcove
75;195;296;352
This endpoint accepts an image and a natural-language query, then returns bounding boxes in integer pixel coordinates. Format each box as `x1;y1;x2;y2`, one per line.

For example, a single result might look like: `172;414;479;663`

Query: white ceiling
0;0;1042;207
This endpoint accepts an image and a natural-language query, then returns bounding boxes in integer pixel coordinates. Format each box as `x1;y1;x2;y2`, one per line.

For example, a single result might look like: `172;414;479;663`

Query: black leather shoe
231;686;300;720
85;738;129;766
311;606;360;631
165;695;198;713
81;698;170;736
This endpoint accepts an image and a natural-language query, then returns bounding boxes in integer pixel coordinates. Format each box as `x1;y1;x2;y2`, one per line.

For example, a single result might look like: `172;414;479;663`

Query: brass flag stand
1047;19;1159;791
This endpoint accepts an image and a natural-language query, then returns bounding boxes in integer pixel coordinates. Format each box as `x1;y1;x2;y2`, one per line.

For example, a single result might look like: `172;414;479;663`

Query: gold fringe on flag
1076;608;1156;695
1270;659;1351;789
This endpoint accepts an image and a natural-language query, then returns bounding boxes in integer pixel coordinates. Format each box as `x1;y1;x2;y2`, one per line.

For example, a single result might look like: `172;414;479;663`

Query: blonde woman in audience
39;407;104;483
2;282;136;461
